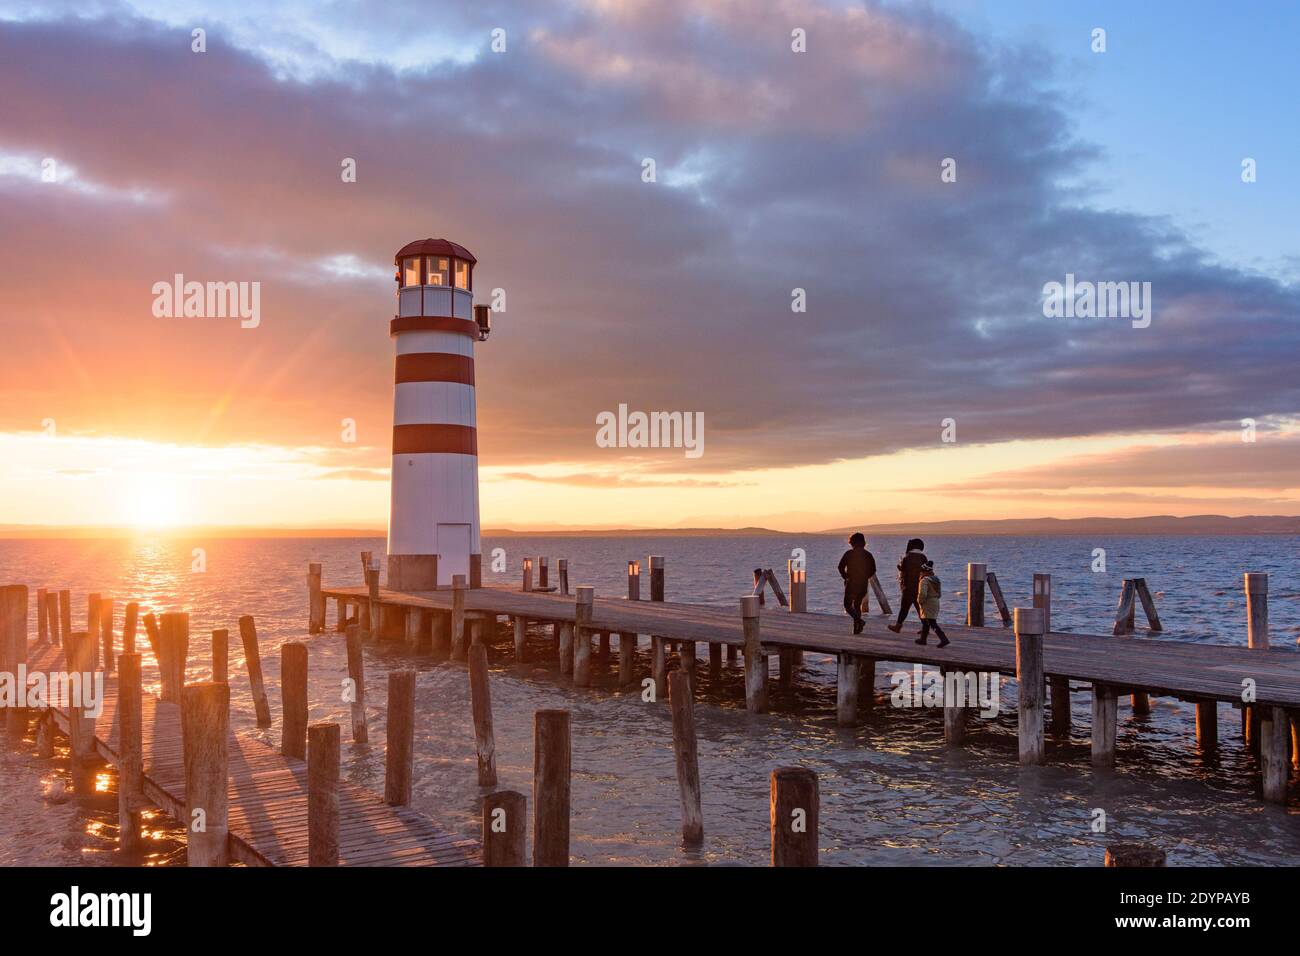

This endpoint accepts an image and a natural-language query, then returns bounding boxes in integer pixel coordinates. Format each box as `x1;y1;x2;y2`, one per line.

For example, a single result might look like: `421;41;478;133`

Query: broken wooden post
1092;682;1118;768
966;563;986;627
468;643;498;786
1261;705;1289;803
143;611;161;660
384;669;416;806
986;571;1012;626
1112;579;1137;636
307;721;340;866
181;681;230;867
483;790;527;866
668;670;704;846
211;628;228;683
344;624;368;743
752;568;766;606
742;595;767;713
117;652;145;856
451;574;468;661
237;615;273;728
770;766;818;867
868;575;891;616
1133;578;1162;631
573;586;594;687
281;641;308;760
836;652;859;726
533;709;570;866
158;612;189;704
1014;607;1045;765
65;631;96;789
787;560;807;613
308;562;325;634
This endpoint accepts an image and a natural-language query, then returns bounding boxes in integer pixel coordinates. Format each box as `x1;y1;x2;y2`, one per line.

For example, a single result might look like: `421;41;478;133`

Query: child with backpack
915;560;950;647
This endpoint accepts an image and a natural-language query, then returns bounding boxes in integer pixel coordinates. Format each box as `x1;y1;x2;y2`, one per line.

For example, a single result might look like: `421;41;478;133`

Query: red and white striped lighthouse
387;238;491;590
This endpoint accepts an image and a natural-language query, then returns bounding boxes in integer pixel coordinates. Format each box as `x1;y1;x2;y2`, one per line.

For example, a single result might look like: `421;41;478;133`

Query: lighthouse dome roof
394;238;476;264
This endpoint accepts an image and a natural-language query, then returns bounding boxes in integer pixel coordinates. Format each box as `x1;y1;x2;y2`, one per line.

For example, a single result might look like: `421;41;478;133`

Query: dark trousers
844;585;868;625
895;589;919;627
920;618;947;641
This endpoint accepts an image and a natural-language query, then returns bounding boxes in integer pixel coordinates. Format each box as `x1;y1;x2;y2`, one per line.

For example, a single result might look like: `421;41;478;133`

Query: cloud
0;0;1297;483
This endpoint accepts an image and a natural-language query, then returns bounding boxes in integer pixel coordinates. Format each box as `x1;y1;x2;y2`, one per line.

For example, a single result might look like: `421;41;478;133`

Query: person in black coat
837;532;877;634
887;538;928;633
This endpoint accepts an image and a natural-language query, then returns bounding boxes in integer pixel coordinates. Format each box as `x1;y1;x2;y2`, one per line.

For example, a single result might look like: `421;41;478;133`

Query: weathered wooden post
573;586;594;687
868;575;891;616
533;709;570;867
1195;700;1218;751
1243;572;1268;752
649;555;665;602
122;601;138;655
1033;573;1068;735
511;615;527;662
742;595;767;713
752;568;766;607
1261;705;1290;803
627;560;641;601
1133;578;1163;630
538;556;549;590
1112;579;1137;636
483;790;527;866
237;615;273;727
344;624;368;744
307;562;325;634
522;557;533;593
1105;844;1166;867
181;681;230;867
679;639;696;697
966;564;986;627
36;587;48;643
1014;607;1045;765
620;560;640;685
58;589;71;648
836;653;859;726
385;669;416;806
117;652;145;856
335;597;347;632
708;642;722;681
366;556;382;640
158;611;189;704
65;631;96;790
404;607;424;651
451;574;468;661
211;628;228;683
281;641;308;760
668;670;704;846
47;590;62;645
87;594;101;667
770;766;818;867
143;611;161;659
468;643;498;786
559;621;574;675
1092;682;1118;768
943;668;967;746
986;571;1012;626
307;721;340;866
100;599;116;671
788;560;807;613
2;585;29;743
558;559;569;596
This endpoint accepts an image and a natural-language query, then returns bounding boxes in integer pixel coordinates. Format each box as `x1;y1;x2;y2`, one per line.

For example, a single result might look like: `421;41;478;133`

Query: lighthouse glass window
454;259;470;290
402;257;420;287
426;257;450;286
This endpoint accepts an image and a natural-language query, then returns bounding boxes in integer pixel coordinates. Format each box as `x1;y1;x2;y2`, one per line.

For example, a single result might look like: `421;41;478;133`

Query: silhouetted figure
914;560;949;647
838;532;877;634
887;538;928;633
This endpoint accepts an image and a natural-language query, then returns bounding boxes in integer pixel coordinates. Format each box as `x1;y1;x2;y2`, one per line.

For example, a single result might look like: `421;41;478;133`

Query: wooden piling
58;589;71;648
1261;705;1289;803
573;586;594;687
404;607;424;651
122;601;138;655
47;590;62;645
533;709;570;867
237;614;273;728
1133;578;1163;631
2;585;29;743
859;656;876;711
752;568;766;606
1112;579;1137;636
986;571;1012;626
943;667;967;746
668;670;704;846
142;611;161;660
98;597;115;670
158;611;189;704
1033;573;1067;735
742;595;767;713
1245;572;1269;648
770;767;818;867
558;559;569;596
619;632;636;685
508;616;525;662
651;635;666;699
966;563;986;627
522;557;533;592
1195;700;1218;751
451;574;467;661
1091;682;1118;768
1014;607;1045;765
708;641;722;680
558;622;574;675
468;643;498;787
308;562;325;634
117;652;145;857
788;560;807;613
385;669;416;806
343;624;369;744
430;612;450;659
483;790;527;867
280;641;308;760
1105;844;1166;867
836;652;859;726
307;721;340;866
366;557;382;639
64;633;96;775
679;640;696;697
87;593;101;665
181;681;230;866
649;555;665;602
538;556;549;590
36;587;48;643
211;628;228;683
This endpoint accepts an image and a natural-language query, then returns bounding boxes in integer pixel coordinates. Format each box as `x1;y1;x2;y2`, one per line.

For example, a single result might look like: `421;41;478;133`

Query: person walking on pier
913;560;949;647
887;538;928;634
838;532;877;634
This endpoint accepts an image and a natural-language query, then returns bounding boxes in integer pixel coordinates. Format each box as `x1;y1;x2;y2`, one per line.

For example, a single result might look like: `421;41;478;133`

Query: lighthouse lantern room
387;237;487;590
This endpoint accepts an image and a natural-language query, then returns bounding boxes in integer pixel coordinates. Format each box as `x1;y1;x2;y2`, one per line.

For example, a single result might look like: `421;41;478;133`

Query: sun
119;474;186;529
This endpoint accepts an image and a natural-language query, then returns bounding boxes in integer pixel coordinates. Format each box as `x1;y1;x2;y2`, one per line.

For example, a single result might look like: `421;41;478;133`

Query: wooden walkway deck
27;641;480;867
323;583;1300;709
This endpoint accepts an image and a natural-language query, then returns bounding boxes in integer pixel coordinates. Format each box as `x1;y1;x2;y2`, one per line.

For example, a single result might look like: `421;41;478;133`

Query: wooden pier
19;638;479;867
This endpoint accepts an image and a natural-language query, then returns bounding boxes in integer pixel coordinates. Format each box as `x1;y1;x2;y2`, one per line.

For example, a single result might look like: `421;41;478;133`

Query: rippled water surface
2;534;1298;866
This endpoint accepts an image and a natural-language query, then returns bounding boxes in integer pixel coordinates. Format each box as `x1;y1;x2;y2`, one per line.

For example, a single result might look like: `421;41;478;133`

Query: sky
1;0;1298;533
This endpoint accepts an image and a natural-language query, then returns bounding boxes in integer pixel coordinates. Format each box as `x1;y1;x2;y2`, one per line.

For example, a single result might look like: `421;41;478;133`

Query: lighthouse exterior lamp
387;237;487;591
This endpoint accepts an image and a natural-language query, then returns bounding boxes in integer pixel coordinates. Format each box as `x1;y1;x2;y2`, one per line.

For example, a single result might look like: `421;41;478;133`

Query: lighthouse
387;238;491;591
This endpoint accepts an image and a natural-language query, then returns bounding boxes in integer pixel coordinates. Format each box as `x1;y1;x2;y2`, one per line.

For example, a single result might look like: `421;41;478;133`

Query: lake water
2;533;1298;866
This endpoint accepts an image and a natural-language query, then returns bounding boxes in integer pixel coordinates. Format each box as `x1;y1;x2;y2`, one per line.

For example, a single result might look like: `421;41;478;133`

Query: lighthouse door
437;523;472;587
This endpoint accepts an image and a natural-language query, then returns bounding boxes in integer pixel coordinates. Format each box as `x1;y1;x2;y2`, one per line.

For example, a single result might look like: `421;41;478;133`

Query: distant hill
820;515;1300;536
